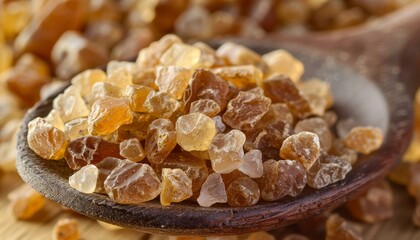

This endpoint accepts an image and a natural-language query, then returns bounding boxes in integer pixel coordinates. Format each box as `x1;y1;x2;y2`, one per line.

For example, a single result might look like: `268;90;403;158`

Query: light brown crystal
176;112;216;152
53;86;90;123
226;176;260;207
197;172;227;207
307;153;352;189
146;119;177;164
119;138;146;162
71;69;106;99
212;65;263;89
64;118;88;141
52;218;80;240
189;99;221;117
69;164;99;193
8;184;46;220
160;168;193;206
88;97;133;135
326;214;362;240
343;126;383;154
280;131;321;170
155;66;191;100
144;91;180;118
262;49;304;82
125;85;154;112
239;149;263;178
160;43;201;68
294;117;333;151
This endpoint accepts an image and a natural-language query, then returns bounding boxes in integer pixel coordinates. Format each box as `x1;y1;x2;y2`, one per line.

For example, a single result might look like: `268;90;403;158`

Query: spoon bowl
16;42;412;236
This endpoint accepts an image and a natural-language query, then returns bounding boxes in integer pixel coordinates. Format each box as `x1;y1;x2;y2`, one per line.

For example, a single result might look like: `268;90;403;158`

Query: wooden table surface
1;171;420;240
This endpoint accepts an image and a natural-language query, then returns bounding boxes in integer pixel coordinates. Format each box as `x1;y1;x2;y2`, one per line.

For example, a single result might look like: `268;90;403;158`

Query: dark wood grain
16;40;413;236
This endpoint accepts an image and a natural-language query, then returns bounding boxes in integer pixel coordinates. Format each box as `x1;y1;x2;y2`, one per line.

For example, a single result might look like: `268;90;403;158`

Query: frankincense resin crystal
27;35;384;207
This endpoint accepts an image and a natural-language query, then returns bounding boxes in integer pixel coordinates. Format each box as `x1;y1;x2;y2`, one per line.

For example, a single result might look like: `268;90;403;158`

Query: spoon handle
271;4;420;86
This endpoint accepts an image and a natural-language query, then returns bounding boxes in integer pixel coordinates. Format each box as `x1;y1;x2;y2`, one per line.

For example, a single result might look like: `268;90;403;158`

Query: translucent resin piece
209;130;246;174
213;65;263;89
298;78;334;116
69;165;99;193
262;49;304;82
189;99;221;117
28;117;68;160
53;86;90;123
226;177;260;207
307;154;352;189
216;42;266;71
95;157;123;193
295;117;333;151
160;43;201;68
343;126;383;154
156;152;209;195
160;168;193;206
7;184;46;220
155;66;191;99
88;97;133;135
184;69;229;111
125;85;153;112
88;82;123;105
105;67;133;89
197;173;227;207
116;113;156;142
71;69;106;99
104;160;162;204
120;138;146;162
222;91;271;130
326;214;362;240
146;119;177;164
239;149;263;178
52;218;80;240
263;75;311;118
65;136;122;170
257;160;307;201
213;116;226;133
280;131;321;170
64;118;88;141
144;91;180;118
176;113;216;151
345;180;393;223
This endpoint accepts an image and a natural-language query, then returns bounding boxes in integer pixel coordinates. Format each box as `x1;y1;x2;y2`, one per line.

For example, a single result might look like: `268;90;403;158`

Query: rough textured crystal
64;118;88;141
257;160;307;201
280;132;321;170
197;173;227;207
71;69;106;99
144;91;180;118
294;117;333;151
223;91;271;130
28;117;68;160
119;138;146;162
116;113;156;142
226;177;260;207
307;153;352;189
209;130;246;174
53;86;90;123
262;49;304;82
184;68;229;112
105;67;133;89
65;136;122;170
213;115;226;133
176;113;216;151
216;42;266;71
345;180;393;223
239;149;263;178
190;99;221;117
88;97;133;135
69;165;98;193
146;119;177;164
213;65;263;89
155;66;191;100
298;79;333;116
105;160;161;204
326;214;362;240
95;157;123;193
125;85;153;112
7;184;46;220
160;43;201;68
88;82;123;105
344;126;383;154
329;139;359;165
160;168;193;206
52;218;80;240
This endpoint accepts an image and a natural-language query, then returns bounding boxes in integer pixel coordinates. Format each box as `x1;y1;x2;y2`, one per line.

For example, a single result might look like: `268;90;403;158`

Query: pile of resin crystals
27;34;384;207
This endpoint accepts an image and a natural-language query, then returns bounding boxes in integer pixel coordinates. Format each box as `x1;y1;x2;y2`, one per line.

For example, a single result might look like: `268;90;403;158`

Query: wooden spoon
16;6;419;237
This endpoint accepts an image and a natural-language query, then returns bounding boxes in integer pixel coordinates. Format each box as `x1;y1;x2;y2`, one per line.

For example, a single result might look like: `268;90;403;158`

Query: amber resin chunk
184;68;229;112
28;117;68;160
155;66;191;99
144;91;180;118
64;118;88;141
263;75;311;118
295;117;333;151
69;165;98;193
119;138;146;162
190;99;221;117
344;126;384;154
326;214;362;240
212;65;263;89
209;130;246;174
65;136;122;170
95;157;123;194
125;85;153;112
239;149;263;178
222;91;271;130
8;184;46;220
52;218;80;240
155;152;209;195
226;177;260;207
176;113;216;151
307;153;352;189
280;131;321;170
257;160;307;201
146;119;177;164
329;139;358;165
197;173;227;207
345;180;393;223
116;113;156;142
105;160;161;204
216;42;266;71
88;97;133;135
160;168;193;206
262;49;304;82
53;86;90;123
298;79;334;116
